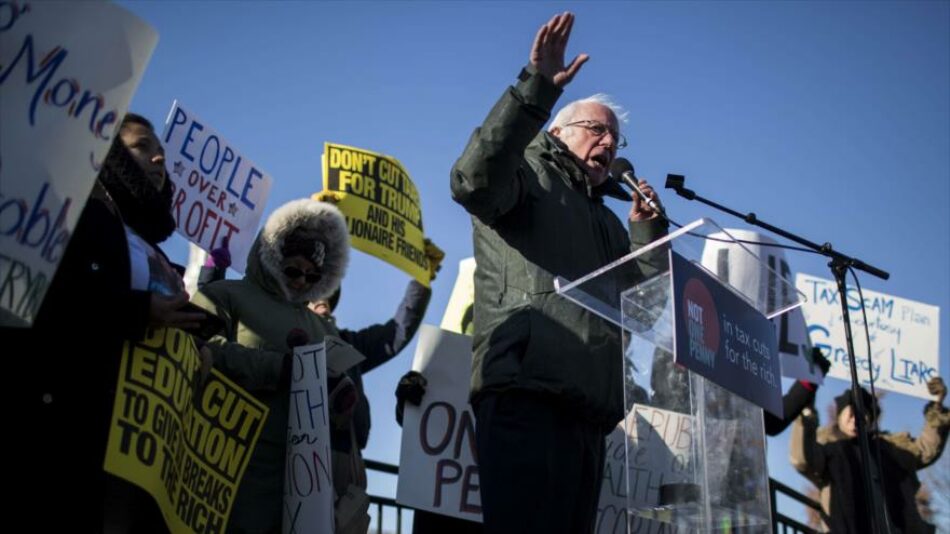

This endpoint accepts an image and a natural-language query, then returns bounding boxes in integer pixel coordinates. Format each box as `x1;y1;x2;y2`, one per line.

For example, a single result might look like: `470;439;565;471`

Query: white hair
548;93;629;133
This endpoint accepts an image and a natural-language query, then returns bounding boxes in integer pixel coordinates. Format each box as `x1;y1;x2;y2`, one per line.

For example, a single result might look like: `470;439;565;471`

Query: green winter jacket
192;199;350;534
450;65;668;429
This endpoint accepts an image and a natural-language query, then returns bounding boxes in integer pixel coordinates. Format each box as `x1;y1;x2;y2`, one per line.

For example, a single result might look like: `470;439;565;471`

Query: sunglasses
283;266;322;284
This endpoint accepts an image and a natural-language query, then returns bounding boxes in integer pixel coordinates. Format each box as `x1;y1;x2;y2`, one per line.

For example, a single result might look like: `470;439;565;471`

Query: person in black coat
7;113;204;532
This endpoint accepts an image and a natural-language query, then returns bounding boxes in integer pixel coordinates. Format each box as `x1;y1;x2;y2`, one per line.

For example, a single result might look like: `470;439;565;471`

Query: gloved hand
424;239;445;281
329;374;358;429
313;190;343;204
286;328;310;350
928;376;947;406
204;235;232;269
812;347;832;376
395;371;428;426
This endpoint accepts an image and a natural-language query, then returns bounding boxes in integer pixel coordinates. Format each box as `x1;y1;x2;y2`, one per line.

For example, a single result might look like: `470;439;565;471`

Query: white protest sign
701;230;824;383
440;258;476;335
397;325;482;522
597;405;693;534
161;101;272;273
797;273;940;399
597;405;739;534
284;343;334;534
0;1;157;326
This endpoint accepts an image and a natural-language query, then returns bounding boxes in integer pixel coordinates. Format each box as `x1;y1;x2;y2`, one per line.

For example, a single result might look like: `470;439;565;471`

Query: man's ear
550;126;562;139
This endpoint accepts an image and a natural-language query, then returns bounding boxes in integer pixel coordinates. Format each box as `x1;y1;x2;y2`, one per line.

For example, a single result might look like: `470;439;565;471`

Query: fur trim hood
247;199;349;303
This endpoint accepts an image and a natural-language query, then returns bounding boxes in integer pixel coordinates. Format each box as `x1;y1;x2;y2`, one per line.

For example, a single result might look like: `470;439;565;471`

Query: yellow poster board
440;258;476;335
321;142;430;286
104;327;268;534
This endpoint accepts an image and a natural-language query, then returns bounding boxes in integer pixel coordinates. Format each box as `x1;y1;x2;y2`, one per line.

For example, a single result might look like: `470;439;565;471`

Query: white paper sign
597;405;739;534
161;101;272;273
700;230;824;383
396;325;482;522
284;343;334;534
597;405;694;534
797;273;940;399
0;1;157;326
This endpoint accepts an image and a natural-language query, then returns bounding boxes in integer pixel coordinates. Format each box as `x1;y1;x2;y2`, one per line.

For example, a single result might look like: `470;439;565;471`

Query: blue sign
671;251;782;417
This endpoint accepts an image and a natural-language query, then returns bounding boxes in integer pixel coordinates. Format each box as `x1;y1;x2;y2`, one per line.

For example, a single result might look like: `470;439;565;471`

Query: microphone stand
664;174;892;534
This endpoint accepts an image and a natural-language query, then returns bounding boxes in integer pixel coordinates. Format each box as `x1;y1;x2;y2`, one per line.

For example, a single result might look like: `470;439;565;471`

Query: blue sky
119;1;949;528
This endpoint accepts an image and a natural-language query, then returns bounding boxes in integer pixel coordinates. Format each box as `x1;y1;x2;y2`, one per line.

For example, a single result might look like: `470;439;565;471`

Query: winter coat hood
246;199;349;303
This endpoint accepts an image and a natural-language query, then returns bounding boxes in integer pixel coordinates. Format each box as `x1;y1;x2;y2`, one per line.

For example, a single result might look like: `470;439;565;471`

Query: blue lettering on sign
806;279;894;319
240;168;262;210
0;182;73;264
0;11;120;142
164;105;263;210
0;250;49;322
808;325;881;383
889;350;937;386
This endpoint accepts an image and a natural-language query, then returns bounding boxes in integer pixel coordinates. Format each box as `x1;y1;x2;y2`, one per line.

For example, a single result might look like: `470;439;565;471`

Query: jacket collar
532;132;632;202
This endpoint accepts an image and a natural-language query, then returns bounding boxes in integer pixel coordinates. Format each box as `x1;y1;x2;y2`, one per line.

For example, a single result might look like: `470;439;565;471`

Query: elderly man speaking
450;12;669;534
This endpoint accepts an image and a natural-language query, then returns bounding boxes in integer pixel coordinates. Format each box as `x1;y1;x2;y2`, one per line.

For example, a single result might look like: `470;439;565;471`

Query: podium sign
671;251;782;417
557;218;802;532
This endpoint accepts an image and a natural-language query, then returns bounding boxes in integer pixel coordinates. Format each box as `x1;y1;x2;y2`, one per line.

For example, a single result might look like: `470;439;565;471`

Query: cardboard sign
105;327;268;534
0;1;157;326
700;230;823;383
397;325;482;522
321;142;430;285
284;343;334;534
162;101;273;273
797;273;940;399
671;251;782;417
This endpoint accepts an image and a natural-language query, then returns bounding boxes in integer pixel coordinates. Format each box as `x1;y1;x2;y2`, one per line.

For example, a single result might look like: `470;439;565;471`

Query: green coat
450;65;668;429
192;199;350;533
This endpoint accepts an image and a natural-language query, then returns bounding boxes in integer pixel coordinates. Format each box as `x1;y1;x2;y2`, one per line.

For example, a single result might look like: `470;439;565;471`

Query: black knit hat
834;387;880;420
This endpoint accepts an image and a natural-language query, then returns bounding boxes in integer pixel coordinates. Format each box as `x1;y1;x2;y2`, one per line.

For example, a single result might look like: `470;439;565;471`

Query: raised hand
530;12;589;88
927;376;947;406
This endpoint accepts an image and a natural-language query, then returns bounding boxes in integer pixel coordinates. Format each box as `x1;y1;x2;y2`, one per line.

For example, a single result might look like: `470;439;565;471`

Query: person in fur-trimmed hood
192;198;353;533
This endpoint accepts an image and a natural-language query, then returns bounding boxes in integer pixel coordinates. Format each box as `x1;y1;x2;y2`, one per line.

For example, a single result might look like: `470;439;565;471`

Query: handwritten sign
397;325;482;522
0;1;157;326
797;273;940;399
321;142;430;285
284;343;334;534
161;101;272;273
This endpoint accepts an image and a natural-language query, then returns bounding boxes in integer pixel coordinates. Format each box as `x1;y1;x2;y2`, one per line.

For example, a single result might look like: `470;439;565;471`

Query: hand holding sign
928;377;947;406
424;239;445;281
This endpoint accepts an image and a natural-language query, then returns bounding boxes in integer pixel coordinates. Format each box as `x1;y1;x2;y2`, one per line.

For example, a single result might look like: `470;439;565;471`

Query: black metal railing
365;459;409;534
769;478;825;534
364;460;826;534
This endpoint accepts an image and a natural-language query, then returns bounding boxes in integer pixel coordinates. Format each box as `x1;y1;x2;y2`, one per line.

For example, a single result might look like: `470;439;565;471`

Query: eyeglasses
283;266;322;284
563;120;627;149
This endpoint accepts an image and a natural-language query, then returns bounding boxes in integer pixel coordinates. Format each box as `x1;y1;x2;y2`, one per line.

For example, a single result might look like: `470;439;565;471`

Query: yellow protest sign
320;142;430;286
105;327;268;534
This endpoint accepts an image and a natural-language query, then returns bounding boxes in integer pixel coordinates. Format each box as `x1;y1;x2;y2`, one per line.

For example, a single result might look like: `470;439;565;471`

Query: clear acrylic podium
556;218;803;533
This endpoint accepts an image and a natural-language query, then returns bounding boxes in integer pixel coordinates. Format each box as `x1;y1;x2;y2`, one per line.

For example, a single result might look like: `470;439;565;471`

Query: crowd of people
7;10;948;534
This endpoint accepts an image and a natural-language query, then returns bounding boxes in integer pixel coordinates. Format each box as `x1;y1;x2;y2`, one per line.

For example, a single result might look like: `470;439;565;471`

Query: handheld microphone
610;158;664;215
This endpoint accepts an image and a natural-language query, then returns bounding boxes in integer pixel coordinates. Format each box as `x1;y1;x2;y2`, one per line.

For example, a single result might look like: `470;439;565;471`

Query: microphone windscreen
610;157;635;180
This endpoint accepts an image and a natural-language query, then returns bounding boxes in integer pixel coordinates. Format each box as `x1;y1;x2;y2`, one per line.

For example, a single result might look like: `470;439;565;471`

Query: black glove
812;347;832;376
286;328;310;350
395;371;428;426
328;374;358;430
